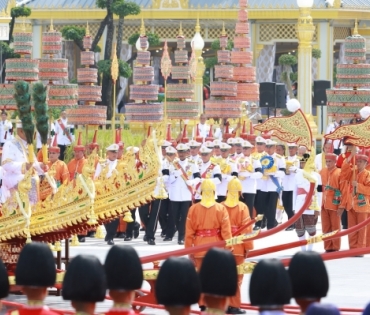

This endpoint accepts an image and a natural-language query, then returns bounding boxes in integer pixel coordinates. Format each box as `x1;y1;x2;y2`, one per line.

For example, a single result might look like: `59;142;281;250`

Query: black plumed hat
0;259;9;299
104;245;143;291
62;255;106;302
249;259;291;307
199;248;237;297
156;257;200;306
288;251;329;299
15;243;56;287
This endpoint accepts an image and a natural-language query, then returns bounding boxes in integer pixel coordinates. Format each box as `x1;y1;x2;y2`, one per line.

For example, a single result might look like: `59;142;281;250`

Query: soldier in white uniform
204;140;215;155
164;143;200;245
231;137;244;160
238;140;263;218
194;114;210;141
325;117;342;155
193;146;222;203
282;143;300;230
0;111;13;146
54;110;74;161
94;143;120;245
227;137;237;156
254;139;286;230
188;140;202;166
213;139;222;158
36;122;55;152
293;153;322;251
215;143;238;203
315;141;333;172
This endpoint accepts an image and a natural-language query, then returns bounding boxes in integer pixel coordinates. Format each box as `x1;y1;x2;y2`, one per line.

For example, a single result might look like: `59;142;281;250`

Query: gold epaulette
275;154;282;158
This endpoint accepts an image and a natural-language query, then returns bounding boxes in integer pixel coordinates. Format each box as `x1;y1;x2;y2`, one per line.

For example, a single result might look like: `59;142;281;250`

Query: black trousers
255;191;279;229
282;191;294;220
254;190;265;227
217;196;226;203
158;198;170;235
167;200;192;241
334;148;341;155
125;210;137;237
139;204;150;228
104;219;119;241
241;193;256;218
342;210;348;229
58;144;69;161
145;199;161;240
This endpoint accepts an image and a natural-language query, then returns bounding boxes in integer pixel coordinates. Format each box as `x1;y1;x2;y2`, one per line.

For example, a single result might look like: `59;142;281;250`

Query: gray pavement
3;211;370;314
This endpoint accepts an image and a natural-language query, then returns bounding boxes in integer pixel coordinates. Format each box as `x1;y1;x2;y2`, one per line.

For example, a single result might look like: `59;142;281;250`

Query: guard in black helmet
62;255;106;315
249;258;292;314
103;245;143;314
156;257;201;315
199;248;238;314
288;251;329;314
15;242;58;315
0;259;9;305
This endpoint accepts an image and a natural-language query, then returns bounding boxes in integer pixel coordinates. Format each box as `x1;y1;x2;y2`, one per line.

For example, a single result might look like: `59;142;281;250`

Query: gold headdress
224;177;242;208
200;179;216;208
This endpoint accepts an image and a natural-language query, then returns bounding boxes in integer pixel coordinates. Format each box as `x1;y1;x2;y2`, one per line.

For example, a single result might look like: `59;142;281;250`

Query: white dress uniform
55;118;74;145
194;160;222;200
194;123;210;141
1;136;44;204
94;159;118;179
0;120;13;145
259;153;286;193
36;122;55;150
189;154;201;167
239;155;263;194
216;157;238;199
325;122;342;153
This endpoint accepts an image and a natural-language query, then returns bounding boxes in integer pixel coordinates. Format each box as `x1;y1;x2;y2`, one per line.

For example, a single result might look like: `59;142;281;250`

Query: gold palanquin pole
111;43;119;139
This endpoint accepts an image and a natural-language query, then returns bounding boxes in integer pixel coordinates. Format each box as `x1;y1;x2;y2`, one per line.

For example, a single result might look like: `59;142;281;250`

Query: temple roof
16;0;370;9
0;0;10;11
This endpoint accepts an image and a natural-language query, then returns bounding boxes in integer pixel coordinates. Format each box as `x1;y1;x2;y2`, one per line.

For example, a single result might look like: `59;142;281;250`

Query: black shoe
227;306;246;314
253;226;261;231
160;232;166;238
87;231;95;238
285;225;295;231
78;236;86;243
107;239;114;245
199;306;206;312
134;222;140;239
116;232;126;239
325;249;336;253
178;240;184;245
104;235;108;241
143;235;147;242
140;227;145;231
148;239;156;245
163;237;172;241
124;237;132;241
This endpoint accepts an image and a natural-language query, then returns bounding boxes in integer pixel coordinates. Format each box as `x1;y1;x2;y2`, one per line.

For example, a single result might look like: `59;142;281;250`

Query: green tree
127;33;161;47
278;54;297;99
8;6;31;44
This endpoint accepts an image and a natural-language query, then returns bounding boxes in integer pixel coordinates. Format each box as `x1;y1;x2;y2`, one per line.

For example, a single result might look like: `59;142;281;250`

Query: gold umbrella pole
111;43;119;140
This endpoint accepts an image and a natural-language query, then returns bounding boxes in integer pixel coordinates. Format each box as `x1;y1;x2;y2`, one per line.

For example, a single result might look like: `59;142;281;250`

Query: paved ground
3;211;370;314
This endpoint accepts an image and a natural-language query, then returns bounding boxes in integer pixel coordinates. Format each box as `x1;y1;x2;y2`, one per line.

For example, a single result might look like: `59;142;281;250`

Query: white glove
186;179;195;186
275;171;285;179
162;175;169;182
250;172;263;180
222;173;229;179
193;177;201;186
173;170;182;177
239;171;251;178
289;166;297;172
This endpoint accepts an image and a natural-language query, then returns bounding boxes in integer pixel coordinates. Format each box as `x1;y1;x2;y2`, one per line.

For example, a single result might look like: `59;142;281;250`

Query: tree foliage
204;56;218;69
210;39;234;51
8;6;31;44
112;0;141;17
278;54;297;66
312;48;321;59
97;59;132;79
61;26;85;50
128;33;161;47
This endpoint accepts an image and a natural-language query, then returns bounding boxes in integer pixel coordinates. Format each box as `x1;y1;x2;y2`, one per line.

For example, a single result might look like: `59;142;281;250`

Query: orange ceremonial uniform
320;167;342;251
340;160;370;249
39;160;69;200
185;202;232;266
222;201;253;309
67;157;87;181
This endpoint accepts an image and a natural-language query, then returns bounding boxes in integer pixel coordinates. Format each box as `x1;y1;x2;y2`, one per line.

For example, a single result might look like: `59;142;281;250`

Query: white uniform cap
188;140;202;147
176;143;189;151
287;142;298;147
204;141;214;148
160;140;172;147
199;146;212;154
126;146;139;154
255;136;266;144
106;143;119;151
213;139;222;146
265;139;277;146
220;143;231;150
234;137;243;144
166;146;177;154
227;138;236;144
241;140;254;148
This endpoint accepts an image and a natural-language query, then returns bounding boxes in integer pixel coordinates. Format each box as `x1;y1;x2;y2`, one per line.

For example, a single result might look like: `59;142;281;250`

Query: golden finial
86;21;90;36
111;43;119;83
354;18;358;35
50;18;54;32
195;13;201;33
179;22;183;36
221;22;226;36
140;16;146;36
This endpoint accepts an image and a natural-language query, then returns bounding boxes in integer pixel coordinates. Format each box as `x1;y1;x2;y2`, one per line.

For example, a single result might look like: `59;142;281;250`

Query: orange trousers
195;256;243;308
321;208;341;251
347;209;369;249
366;224;370;247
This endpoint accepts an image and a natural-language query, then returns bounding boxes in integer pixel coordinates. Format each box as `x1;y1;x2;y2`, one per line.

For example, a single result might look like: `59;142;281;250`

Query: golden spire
50;18;54;32
354;18;358;35
86;21;90;36
221;22;226;36
179;22;183;36
140;16;146;36
195;13;201;33
111;43;119;83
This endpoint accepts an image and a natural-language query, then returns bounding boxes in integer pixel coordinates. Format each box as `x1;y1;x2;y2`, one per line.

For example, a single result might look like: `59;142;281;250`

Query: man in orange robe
339;149;370;252
221;177;253;314
320;153;342;252
39;135;69;200
67;133;87;181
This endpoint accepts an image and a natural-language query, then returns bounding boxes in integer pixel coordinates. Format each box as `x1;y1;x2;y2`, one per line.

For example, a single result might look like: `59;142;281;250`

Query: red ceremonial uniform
7;306;60;315
67;157;87;181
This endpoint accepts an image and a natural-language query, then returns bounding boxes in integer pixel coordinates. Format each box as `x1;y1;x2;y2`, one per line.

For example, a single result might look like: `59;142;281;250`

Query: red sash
173;160;193;195
195;163;216;193
57;118;72;142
